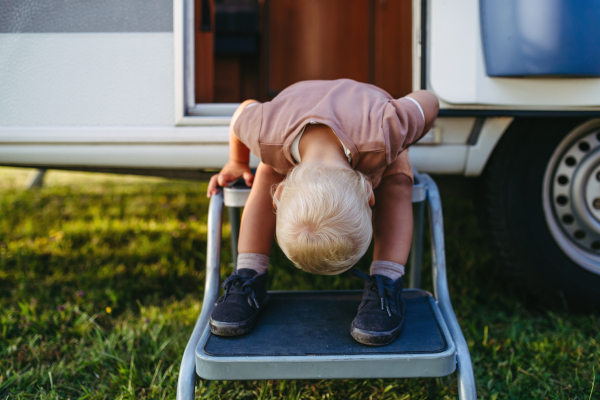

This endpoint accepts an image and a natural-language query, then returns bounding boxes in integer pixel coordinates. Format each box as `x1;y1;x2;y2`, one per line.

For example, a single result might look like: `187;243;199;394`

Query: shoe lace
351;269;399;317
220;272;261;308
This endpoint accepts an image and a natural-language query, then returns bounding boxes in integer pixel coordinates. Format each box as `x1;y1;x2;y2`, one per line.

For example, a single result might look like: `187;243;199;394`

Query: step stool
176;173;477;399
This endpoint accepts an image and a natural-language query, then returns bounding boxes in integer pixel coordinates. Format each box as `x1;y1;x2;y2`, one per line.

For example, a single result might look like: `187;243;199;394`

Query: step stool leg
409;200;425;289
420;174;477;400
177;190;224;400
228;207;241;266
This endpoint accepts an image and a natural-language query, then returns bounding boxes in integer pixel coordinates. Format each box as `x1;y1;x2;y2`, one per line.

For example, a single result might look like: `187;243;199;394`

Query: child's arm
207;100;259;197
406;90;439;134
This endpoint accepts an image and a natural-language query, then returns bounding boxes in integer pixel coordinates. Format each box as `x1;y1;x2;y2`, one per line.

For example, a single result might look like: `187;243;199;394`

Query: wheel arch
464;117;514;177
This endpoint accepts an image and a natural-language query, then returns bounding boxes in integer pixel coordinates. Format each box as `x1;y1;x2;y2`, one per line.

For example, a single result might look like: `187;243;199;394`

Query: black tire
475;117;600;311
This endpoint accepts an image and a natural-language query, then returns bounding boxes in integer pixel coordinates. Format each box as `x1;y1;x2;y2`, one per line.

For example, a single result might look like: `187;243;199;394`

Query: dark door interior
195;0;413;104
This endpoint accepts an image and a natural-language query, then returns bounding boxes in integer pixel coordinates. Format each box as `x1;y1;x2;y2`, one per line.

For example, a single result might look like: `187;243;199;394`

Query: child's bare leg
371;173;413;280
236;162;284;273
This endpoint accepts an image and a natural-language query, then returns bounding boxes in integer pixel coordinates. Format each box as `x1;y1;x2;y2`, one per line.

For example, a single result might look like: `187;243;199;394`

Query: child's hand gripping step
207;160;254;198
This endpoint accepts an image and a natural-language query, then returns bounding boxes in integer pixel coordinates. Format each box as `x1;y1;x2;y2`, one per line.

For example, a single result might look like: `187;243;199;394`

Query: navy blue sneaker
209;269;269;336
350;270;406;346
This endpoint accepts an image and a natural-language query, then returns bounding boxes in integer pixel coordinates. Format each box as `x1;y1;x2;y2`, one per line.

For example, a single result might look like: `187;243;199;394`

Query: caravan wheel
476;118;600;311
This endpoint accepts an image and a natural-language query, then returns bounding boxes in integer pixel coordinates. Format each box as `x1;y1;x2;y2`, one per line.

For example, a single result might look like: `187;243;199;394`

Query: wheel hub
544;123;600;274
584;164;600;222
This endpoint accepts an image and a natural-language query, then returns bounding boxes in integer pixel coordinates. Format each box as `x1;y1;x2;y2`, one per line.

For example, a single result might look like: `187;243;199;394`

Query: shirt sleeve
233;103;263;159
382;96;427;165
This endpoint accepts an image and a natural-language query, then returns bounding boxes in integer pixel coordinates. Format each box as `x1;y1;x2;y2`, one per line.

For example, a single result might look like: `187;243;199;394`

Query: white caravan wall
0;33;174;126
0;0;174;126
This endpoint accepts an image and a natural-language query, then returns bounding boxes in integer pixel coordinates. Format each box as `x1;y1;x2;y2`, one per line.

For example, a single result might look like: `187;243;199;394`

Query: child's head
273;162;373;275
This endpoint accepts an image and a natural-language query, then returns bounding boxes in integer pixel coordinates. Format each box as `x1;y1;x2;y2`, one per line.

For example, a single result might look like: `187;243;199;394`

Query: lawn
0;167;598;399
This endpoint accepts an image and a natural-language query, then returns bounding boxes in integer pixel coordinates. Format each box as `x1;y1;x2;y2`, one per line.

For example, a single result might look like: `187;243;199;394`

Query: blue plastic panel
480;0;600;77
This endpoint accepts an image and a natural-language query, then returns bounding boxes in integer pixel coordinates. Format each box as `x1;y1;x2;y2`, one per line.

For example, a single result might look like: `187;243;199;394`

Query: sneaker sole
209;296;269;337
351;301;406;347
350;319;405;346
209;314;258;337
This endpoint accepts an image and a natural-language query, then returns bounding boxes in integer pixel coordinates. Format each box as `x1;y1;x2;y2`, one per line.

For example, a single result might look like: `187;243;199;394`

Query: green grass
0;167;598;399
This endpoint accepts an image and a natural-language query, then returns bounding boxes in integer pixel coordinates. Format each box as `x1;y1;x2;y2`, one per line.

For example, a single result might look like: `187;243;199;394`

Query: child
207;79;438;346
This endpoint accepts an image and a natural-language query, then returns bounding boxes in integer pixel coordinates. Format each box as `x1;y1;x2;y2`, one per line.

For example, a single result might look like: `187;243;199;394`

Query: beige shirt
234;79;425;187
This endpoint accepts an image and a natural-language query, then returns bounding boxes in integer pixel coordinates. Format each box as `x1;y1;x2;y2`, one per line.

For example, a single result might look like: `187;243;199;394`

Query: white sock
236;253;269;275
370;260;405;281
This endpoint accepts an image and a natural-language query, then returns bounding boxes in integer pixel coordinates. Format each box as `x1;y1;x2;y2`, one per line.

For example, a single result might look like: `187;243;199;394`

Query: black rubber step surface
204;289;447;357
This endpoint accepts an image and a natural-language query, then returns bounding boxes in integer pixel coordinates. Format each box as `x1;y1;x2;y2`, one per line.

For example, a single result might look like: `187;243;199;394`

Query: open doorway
195;0;413;103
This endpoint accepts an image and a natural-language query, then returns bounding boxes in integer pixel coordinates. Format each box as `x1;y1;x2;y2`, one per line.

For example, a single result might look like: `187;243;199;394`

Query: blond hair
274;162;373;275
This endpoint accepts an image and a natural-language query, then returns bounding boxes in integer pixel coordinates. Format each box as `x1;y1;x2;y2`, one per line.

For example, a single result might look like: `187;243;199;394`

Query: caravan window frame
175;0;237;126
174;0;424;126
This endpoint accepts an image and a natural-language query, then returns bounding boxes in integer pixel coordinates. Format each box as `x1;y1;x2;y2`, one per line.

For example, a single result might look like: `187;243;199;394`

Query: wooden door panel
267;0;370;94
374;0;412;98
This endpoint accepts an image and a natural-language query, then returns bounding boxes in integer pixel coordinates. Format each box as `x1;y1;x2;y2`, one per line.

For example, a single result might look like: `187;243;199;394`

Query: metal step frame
195;289;456;380
176;173;477;399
